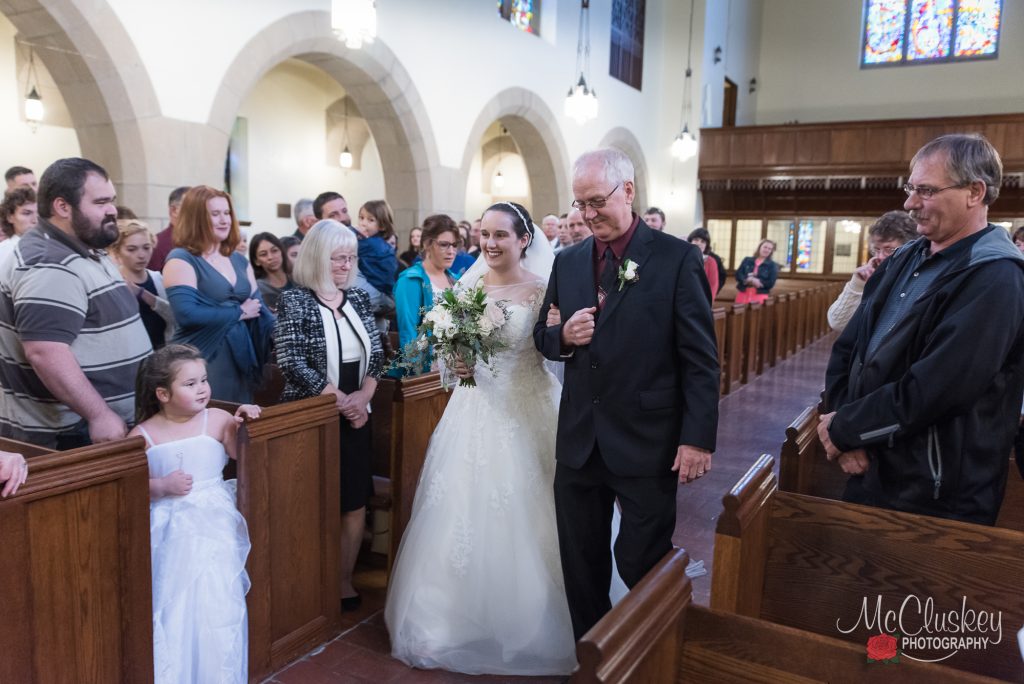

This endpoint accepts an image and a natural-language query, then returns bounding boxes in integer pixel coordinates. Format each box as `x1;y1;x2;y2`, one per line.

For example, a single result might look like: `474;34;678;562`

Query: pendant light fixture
671;0;698;161
332;0;377;50
24;49;43;132
339;96;353;168
564;0;598;125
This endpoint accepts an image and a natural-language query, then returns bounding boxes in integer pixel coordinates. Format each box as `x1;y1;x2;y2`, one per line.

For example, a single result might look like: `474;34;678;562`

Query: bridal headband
500;201;534;247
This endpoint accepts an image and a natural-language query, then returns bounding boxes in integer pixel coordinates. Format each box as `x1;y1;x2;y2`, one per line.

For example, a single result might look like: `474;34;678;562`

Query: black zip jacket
824;225;1024;525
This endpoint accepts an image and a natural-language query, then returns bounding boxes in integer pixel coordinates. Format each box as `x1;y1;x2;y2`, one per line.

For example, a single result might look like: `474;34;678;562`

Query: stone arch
460;87;571;220
599;126;650;213
205;10;439;231
1;0;159;214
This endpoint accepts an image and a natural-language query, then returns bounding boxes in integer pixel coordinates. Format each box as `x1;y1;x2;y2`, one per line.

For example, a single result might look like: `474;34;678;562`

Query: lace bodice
467;278;549;396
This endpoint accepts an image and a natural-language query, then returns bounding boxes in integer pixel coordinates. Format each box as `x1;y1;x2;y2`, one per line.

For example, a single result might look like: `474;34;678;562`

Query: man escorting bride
385;148;719;675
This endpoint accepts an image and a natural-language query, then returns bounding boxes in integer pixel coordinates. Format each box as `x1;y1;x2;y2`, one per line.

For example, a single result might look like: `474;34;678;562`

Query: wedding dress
385;276;578;675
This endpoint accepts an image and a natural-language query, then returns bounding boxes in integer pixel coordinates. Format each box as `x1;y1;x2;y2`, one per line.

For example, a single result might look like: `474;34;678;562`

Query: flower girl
130;344;259;684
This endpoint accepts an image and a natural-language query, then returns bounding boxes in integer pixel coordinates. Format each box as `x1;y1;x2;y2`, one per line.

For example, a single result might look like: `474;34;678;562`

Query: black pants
553;446;677;640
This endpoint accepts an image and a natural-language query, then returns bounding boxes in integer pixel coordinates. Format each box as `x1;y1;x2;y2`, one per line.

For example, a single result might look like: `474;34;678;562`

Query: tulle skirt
150;478;251;684
384;374;577;676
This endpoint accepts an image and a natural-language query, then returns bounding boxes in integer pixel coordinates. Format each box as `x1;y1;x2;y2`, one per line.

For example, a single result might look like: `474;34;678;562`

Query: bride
384;201;577;675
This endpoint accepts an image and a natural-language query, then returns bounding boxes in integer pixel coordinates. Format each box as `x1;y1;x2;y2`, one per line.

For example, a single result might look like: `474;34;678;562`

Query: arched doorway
461;88;570;222
1;0;156;215
205;10;439;235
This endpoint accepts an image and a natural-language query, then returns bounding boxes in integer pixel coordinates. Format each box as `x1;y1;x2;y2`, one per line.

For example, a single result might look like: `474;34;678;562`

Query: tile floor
266;333;838;683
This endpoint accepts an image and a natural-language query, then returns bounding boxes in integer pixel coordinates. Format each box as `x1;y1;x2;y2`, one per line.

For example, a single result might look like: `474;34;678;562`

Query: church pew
712;306;727;394
367;372;453;573
774;292;791;361
711;454;1024;682
722;303;746;395
215;394;343;683
741;301;762;384
575;548;996;684
0;436;154;683
778;404;1024;534
758;296;775;372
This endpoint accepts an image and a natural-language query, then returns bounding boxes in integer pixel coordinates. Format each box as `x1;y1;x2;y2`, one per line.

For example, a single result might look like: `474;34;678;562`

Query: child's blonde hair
134;344;205;423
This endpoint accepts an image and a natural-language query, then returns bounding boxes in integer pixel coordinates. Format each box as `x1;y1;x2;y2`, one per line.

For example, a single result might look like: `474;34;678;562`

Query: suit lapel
567;237;598;310
596;222;653;332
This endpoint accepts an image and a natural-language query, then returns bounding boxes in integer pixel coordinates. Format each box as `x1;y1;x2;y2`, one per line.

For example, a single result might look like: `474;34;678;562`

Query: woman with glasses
391;214;461;373
274;220;383;613
827;210;917;332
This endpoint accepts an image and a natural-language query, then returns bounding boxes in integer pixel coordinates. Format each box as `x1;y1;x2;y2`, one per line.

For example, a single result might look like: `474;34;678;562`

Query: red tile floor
266;333;838;683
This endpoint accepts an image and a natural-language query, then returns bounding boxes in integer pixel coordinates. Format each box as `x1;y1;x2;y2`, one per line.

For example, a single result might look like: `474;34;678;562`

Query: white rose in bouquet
431;308;456;339
478;314;494;336
483;302;506;330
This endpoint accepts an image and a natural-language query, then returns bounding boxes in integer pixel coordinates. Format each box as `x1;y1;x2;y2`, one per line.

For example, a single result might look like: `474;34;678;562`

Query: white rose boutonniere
617;258;640;291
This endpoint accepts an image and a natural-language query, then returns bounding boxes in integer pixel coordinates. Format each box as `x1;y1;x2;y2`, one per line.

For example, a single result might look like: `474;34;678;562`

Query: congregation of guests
1;139;1022;681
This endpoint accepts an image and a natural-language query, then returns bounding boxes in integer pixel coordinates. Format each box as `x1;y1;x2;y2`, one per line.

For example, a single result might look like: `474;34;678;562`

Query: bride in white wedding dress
384;202;578;676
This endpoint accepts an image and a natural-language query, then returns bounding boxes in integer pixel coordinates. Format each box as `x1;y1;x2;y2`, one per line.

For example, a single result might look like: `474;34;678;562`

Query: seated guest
249;232;293;314
687;227;720;299
828;211;918;332
735;239;778;305
567;208;591;244
0;157;151;448
0;185;38;268
275;220;383;612
112;219;175;349
356;199;398;295
0;450;28;497
392;214;460;371
399;227;421;268
281;235;301;265
163;186;274;403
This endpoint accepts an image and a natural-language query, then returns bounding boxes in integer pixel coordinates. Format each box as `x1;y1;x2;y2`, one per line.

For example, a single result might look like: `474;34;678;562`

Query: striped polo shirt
0;220;152;447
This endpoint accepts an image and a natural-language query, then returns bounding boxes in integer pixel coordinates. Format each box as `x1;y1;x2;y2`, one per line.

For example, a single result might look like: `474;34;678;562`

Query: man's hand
89;409;128;444
560;306;597;347
672;445;711;484
817;412;841;460
837;449;870;475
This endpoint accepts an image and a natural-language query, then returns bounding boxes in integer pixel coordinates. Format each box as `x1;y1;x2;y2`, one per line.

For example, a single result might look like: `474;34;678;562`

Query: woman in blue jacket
391;214;460;374
735;239;778;305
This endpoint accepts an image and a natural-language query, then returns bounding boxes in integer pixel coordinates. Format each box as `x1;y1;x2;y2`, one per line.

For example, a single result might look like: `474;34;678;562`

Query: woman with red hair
162;186;274;403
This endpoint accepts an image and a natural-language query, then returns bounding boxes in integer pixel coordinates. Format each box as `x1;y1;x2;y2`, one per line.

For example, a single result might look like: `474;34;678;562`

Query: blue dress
165;249;274;403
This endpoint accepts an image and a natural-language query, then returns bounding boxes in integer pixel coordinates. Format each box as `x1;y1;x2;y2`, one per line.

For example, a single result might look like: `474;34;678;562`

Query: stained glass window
497;0;541;36
861;0;1001;66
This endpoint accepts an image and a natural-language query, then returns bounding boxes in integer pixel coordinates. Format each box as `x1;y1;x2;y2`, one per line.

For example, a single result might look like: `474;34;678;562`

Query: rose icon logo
866;633;900;664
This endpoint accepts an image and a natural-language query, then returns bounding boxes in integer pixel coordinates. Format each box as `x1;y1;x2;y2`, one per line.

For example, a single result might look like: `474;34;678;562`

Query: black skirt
338;361;374;513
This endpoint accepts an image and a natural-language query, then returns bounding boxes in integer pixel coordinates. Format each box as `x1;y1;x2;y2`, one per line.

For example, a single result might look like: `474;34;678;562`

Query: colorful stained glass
954;0;1002;56
497;0;539;35
907;0;954;60
863;0;908;64
796;221;814;271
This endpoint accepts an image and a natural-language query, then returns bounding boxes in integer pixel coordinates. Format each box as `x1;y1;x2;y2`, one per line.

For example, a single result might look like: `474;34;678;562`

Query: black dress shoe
341;594;362;612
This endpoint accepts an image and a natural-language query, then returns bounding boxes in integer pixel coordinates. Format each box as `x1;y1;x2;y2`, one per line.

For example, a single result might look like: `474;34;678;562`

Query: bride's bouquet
392;284;512;388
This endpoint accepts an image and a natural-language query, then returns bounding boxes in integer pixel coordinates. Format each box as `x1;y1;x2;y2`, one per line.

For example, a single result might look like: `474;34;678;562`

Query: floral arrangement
391;284;511;388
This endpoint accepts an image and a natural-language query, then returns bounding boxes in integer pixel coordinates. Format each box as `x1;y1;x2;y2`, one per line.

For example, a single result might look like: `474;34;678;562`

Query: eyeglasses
433;241;459;251
330;254;357;264
869;245;899;258
902;182;965;200
571;183;620;212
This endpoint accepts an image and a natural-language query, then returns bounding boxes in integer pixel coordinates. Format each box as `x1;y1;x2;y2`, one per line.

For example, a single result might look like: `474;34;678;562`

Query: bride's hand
546;304;562;327
451;356;474;380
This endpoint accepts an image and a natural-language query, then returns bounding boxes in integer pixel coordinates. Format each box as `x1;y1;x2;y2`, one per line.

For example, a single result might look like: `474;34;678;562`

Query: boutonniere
617;259;640;291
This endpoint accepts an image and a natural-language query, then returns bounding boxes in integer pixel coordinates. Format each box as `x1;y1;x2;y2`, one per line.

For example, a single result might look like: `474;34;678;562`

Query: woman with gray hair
274;220;383;612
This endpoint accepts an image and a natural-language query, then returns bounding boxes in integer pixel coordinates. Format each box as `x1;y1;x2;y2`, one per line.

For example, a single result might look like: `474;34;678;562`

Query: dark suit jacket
533;220;720;477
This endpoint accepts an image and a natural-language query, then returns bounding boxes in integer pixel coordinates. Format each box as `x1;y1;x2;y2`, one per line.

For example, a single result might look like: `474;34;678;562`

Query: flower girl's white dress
140;409;251;684
385;278;577;675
